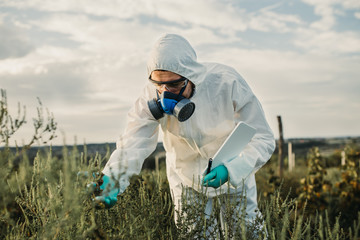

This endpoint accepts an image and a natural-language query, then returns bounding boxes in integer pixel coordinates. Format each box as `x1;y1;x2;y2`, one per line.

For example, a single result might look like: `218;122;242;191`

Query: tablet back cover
211;122;256;170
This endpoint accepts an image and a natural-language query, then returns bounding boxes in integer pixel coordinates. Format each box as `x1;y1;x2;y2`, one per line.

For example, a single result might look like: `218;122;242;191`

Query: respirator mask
147;76;195;122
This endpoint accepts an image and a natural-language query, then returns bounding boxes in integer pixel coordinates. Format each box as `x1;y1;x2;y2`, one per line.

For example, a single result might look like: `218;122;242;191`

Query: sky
1;0;360;146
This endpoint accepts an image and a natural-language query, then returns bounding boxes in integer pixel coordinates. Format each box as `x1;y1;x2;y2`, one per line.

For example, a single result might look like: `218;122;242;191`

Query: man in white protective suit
95;33;275;232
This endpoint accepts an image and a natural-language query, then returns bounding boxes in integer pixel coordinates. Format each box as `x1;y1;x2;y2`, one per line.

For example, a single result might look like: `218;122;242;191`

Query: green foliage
0;89;26;145
297;147;333;212
330;144;360;230
0;89;57;148
257;145;360;239
1;89;360;239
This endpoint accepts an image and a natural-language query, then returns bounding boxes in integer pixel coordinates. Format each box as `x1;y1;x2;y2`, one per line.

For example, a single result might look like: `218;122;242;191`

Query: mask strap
156;90;160;99
176;80;188;100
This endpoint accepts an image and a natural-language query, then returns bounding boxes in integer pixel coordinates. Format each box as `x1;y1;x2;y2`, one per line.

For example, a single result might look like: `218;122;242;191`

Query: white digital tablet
210;121;256;170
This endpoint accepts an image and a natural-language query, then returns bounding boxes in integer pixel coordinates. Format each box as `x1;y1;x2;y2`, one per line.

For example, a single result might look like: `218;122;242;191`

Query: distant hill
3;136;359;170
281;136;360;159
3;142;166;171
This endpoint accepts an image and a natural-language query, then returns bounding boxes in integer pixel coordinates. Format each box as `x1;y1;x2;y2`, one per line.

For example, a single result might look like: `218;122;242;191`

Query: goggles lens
149;76;188;91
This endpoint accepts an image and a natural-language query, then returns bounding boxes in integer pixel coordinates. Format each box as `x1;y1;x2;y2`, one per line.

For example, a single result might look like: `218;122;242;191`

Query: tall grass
1;89;360;239
2;145;360;239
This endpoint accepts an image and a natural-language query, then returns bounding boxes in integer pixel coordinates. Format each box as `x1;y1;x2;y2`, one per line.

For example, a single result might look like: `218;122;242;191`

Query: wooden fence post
288;142;293;171
292;153;295;171
155;151;166;174
277;115;284;178
341;151;346;166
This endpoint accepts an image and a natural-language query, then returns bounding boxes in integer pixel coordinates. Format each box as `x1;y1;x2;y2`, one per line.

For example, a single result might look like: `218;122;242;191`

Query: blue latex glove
203;165;229;188
94;174;120;208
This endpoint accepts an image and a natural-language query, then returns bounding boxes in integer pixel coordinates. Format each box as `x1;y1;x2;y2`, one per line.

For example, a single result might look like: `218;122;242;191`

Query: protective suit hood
147;34;206;86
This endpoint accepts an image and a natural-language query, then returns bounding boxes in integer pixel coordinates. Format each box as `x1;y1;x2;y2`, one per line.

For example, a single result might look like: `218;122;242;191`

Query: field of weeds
1;89;360;239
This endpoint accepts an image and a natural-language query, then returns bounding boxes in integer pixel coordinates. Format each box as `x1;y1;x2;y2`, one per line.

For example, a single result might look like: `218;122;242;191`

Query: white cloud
301;0;360;9
248;5;304;33
311;4;336;30
294;28;360;54
0;23;34;59
150;0;248;32
2;0;307;37
284;0;360;55
0;46;83;75
340;0;360;9
148;0;307;35
301;0;360;32
217;47;360;138
0;0;152;19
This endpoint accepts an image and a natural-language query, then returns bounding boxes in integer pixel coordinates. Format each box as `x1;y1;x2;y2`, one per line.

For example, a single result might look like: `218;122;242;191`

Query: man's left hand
203;165;229;188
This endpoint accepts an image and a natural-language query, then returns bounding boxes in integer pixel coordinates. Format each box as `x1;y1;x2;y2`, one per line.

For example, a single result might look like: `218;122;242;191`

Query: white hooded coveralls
103;34;275;221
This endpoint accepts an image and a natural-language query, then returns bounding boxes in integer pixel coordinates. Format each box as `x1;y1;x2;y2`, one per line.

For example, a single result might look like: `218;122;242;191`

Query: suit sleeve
223;76;275;187
102;85;159;193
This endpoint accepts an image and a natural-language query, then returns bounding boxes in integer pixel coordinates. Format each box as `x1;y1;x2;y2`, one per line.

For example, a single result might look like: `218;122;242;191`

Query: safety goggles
149;76;189;92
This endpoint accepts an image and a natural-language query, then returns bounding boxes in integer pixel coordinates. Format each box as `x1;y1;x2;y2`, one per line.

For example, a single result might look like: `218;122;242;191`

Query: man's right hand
202;165;229;189
94;174;120;208
84;173;120;209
